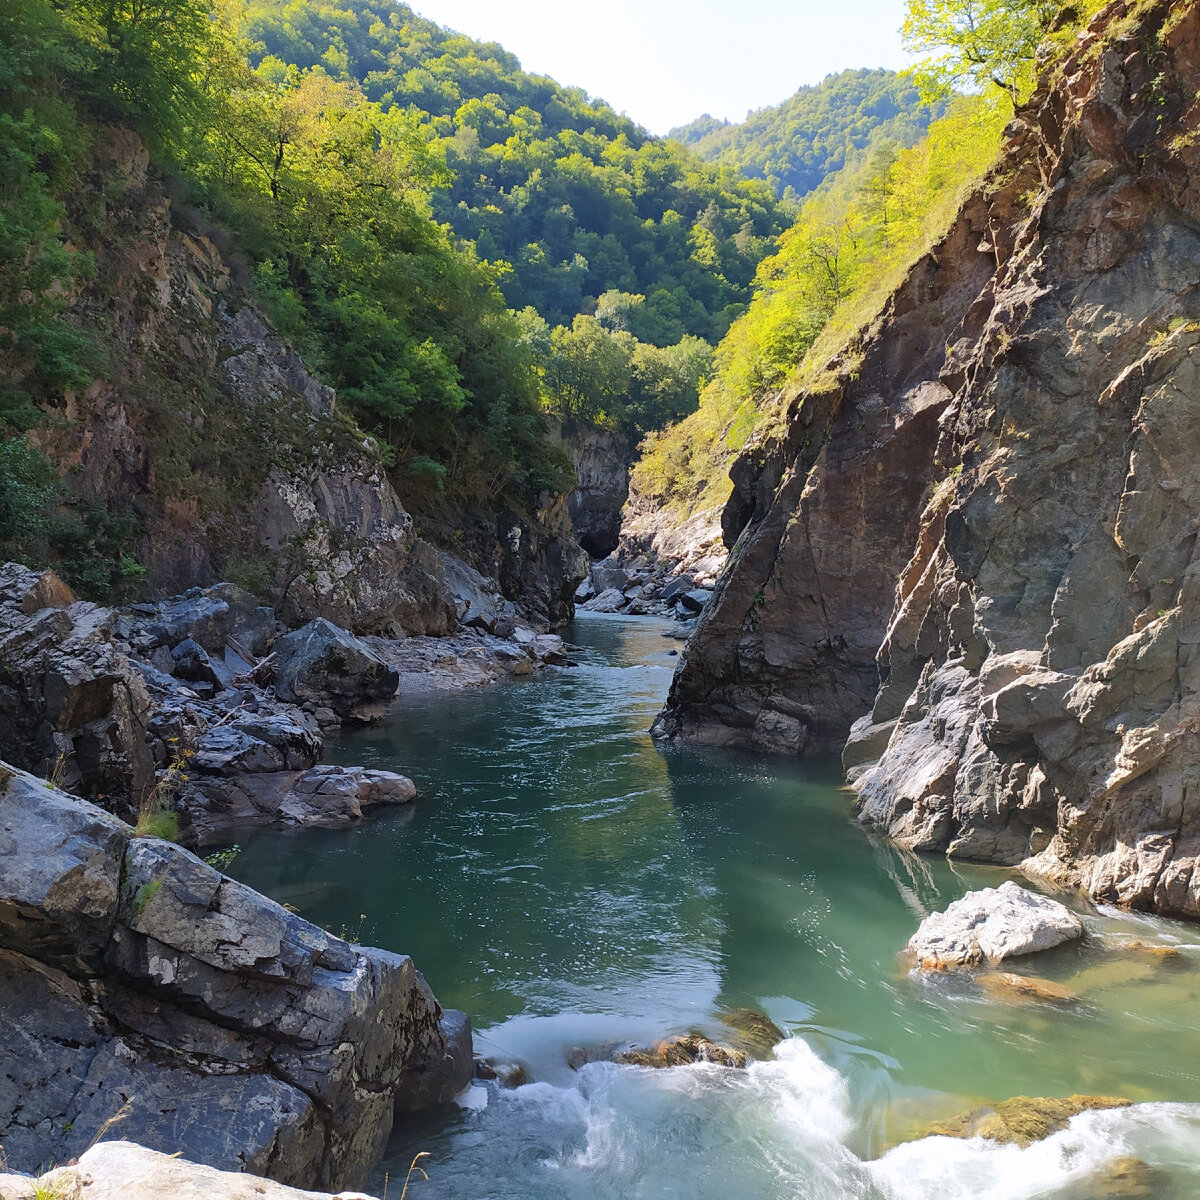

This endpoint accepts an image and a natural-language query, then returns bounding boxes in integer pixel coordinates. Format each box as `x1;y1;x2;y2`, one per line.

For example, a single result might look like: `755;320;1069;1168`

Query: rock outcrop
273;619;399;723
0;764;471;1190
919;1095;1131;1148
558;422;638;559
656;1;1200;917
0;563;569;841
0;564;155;816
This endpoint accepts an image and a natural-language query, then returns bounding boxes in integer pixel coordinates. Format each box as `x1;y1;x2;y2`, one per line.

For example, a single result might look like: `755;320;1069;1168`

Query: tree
903;0;1062;103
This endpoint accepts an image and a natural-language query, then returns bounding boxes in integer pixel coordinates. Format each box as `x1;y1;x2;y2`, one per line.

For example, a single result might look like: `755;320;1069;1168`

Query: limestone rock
273;619;398;721
907;882;1084;968
23;1141;380;1200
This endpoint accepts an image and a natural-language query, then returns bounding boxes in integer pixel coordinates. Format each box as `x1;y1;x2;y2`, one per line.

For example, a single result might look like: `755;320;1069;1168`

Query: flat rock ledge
907;881;1084;969
0;1141;379;1200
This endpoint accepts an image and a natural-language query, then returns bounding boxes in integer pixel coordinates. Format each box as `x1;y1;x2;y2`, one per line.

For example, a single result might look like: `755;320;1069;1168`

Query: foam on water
419;1039;1200;1200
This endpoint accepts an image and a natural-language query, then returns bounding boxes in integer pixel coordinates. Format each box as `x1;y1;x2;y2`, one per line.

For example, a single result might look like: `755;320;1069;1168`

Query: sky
408;0;914;135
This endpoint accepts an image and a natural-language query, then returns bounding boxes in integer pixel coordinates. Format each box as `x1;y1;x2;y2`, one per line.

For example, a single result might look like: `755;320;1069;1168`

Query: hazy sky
408;0;913;135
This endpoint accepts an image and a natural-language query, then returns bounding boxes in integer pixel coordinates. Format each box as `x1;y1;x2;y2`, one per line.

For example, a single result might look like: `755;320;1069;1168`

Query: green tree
902;0;1060;102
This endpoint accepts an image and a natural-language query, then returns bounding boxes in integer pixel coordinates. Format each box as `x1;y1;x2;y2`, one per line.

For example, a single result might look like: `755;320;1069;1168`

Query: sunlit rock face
657;1;1200;917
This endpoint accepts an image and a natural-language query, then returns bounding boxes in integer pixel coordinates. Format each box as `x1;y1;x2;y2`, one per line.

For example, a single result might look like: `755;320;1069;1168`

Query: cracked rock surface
0;763;471;1191
655;1;1200;918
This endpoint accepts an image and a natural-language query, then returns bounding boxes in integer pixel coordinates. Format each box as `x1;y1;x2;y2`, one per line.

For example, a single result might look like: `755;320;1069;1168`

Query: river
230;613;1200;1199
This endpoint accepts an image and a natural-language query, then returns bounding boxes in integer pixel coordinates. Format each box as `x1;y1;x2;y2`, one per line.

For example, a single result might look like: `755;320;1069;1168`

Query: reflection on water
230;613;1200;1198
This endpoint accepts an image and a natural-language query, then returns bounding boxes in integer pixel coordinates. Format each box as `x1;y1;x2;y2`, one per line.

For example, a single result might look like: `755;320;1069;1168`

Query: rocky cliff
26;128;582;632
656;0;1200;917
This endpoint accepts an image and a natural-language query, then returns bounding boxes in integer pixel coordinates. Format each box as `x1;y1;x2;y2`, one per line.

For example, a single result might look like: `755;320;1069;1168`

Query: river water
230;613;1200;1199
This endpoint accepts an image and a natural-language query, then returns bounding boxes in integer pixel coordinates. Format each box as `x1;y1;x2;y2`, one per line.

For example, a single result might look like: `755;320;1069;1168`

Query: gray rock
907;881;1085;969
394;1009;473;1114
582;587;627;613
170;638;223;692
678;588;713;613
0;565;154;815
0;764;466;1191
590;559;628;594
659;576;695;603
274;619;398;721
441;551;506;633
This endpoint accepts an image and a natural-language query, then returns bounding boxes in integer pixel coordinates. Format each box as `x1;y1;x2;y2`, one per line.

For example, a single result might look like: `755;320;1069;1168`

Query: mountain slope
245;0;792;345
668;69;938;201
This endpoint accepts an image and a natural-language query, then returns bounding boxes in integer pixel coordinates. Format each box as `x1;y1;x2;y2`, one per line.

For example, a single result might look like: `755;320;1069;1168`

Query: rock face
25;127;579;637
0;565;154;816
657;2;1200;917
558;422;637;559
651;204;999;752
3;1141;381;1200
906;881;1084;969
0;764;470;1191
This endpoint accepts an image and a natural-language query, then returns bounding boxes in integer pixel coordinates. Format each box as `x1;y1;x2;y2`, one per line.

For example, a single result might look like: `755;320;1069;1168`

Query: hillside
244;0;792;346
668;68;938;201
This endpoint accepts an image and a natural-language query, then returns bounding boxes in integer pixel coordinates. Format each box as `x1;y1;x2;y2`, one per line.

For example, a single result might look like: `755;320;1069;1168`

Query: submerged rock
617;1034;749;1069
907;882;1084;969
718;1007;786;1057
921;1094;1131;1147
974;971;1080;1007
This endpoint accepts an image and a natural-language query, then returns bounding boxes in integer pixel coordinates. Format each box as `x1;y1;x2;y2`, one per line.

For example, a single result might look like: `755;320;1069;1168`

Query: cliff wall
27;129;582;631
657;0;1200;916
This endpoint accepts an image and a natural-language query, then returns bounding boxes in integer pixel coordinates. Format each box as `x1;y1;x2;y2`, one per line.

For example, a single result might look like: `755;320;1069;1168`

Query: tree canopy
668;69;940;202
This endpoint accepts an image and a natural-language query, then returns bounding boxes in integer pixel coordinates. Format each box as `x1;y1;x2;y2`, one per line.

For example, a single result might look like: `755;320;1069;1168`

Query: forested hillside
668;69;938;201
632;92;1009;525
244;0;792;346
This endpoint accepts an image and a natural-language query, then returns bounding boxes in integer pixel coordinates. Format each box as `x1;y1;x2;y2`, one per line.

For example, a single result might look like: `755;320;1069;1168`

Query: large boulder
0;764;469;1191
273;619;398;721
907;881;1084;969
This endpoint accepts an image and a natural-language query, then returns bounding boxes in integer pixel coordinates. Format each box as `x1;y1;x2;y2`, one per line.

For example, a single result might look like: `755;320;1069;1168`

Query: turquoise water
230;613;1200;1198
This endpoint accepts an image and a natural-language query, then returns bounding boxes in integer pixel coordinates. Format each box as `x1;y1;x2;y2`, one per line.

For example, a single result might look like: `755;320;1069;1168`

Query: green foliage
242;0;792;344
134;811;180;841
903;0;1058;101
0;437;59;563
669;69;941;202
0;0;101;429
535;314;713;440
635;92;1011;517
204;844;241;872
